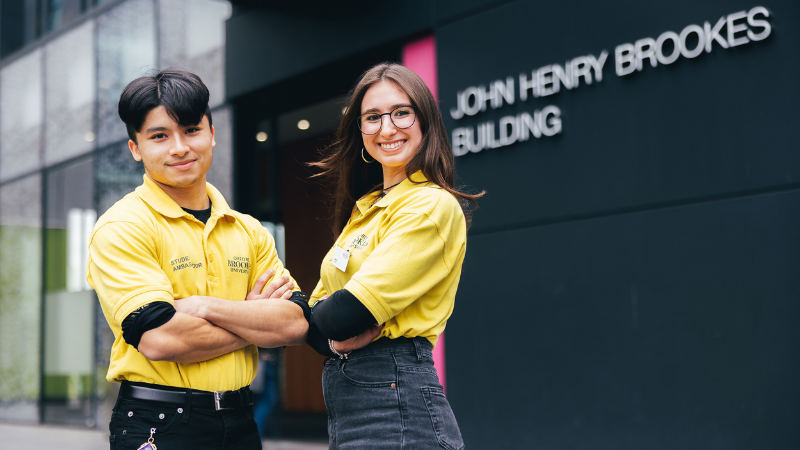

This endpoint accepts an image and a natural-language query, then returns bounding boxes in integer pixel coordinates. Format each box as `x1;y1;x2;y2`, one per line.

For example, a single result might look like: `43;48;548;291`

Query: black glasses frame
357;106;418;135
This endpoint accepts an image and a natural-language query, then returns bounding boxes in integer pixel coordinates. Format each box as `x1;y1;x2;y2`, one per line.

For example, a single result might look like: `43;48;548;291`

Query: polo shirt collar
355;170;430;214
135;174;235;221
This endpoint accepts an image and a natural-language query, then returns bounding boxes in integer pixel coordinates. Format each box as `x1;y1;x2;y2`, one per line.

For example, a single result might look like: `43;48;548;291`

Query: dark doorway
231;43;403;439
277;131;336;438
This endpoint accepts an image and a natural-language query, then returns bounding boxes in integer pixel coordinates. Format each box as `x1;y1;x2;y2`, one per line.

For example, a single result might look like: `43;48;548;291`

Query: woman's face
360;81;423;175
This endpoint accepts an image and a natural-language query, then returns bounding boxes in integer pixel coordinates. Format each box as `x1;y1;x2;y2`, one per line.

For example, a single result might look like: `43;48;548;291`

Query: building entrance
238;97;345;439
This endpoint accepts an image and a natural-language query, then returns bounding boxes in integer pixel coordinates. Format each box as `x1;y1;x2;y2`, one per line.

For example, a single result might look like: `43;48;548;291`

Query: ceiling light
84;132;95;142
297;120;310;130
256;131;268;142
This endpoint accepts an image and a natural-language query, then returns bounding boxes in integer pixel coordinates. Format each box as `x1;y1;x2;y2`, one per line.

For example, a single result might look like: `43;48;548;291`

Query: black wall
226;1;800;448
438;1;800;448
226;2;435;99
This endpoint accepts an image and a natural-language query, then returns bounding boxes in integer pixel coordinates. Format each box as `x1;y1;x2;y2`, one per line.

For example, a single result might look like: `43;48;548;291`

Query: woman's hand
332;324;384;353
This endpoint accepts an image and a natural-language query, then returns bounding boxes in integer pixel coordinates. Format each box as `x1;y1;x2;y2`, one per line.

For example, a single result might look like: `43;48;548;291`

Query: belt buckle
214;391;232;411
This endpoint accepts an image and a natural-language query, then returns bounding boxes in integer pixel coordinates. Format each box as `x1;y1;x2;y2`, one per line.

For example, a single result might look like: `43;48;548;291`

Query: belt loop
112;382;125;416
181;389;192;423
413;338;422;361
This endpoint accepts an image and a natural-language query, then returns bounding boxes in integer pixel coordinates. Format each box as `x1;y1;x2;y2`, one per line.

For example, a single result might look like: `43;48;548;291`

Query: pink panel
402;34;447;392
402;35;438;100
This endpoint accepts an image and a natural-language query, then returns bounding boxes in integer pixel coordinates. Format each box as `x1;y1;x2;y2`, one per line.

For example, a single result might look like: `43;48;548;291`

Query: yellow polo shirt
310;171;467;348
87;174;296;391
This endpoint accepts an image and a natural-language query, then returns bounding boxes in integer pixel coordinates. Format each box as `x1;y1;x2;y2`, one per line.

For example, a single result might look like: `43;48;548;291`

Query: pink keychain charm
137;428;157;450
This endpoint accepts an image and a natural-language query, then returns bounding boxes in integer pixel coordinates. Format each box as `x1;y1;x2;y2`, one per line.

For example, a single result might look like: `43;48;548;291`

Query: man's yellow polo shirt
310;171;467;348
87;175;296;391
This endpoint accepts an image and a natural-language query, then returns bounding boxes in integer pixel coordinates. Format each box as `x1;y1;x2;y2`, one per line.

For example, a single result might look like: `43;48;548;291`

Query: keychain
137;428;157;450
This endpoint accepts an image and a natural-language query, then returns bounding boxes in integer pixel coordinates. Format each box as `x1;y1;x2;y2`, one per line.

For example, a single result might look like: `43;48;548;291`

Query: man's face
128;106;215;191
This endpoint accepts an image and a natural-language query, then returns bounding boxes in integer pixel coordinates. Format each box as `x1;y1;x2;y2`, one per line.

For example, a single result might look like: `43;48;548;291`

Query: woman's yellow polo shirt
310;171;467;348
87;175;296;391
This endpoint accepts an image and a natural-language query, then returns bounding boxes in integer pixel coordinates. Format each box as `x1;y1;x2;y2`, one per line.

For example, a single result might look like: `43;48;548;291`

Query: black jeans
109;384;261;450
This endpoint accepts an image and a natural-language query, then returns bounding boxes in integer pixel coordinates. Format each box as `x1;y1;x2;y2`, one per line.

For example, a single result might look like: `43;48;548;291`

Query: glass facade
158;0;231;108
96;0;157;147
0;49;43;182
206;106;233;200
44;20;96;166
0;0;233;427
42;158;96;426
0;174;43;422
1;0;113;59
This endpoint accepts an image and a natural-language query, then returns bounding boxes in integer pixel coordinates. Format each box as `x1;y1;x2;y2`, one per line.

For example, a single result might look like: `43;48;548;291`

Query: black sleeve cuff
121;301;176;350
306;323;335;357
285;291;311;322
311;289;377;341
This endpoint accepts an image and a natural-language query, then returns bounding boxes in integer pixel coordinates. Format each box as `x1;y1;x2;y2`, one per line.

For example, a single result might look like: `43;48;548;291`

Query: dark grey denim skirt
322;337;464;450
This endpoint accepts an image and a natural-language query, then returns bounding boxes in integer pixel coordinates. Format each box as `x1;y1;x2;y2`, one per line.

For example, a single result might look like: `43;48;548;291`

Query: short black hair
118;68;212;143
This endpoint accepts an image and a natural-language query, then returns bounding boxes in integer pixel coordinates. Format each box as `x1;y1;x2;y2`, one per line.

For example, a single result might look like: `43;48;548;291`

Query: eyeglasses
357;106;417;135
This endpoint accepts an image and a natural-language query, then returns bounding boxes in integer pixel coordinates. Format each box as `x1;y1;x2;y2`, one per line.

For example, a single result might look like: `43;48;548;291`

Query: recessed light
84;132;95;142
297;120;310;130
256;131;268;142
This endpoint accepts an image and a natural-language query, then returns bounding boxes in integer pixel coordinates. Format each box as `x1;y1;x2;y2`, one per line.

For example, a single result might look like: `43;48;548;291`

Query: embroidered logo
349;233;369;251
228;256;250;274
171;256;202;271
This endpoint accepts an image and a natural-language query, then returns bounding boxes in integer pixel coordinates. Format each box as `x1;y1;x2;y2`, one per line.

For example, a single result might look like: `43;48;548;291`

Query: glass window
0;49;43;182
157;0;231;108
95;140;145;214
206;106;233;202
0;174;43;423
92;140;142;424
46;0;84;33
96;0;156;147
1;0;41;59
42;157;97;426
44;20;96;165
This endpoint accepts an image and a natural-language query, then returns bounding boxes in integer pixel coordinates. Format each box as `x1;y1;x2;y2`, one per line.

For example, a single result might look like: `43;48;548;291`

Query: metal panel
449;189;800;449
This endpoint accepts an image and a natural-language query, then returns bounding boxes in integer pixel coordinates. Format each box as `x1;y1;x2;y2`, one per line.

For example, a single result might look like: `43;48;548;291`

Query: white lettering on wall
449;77;516;119
616;6;771;76
450;6;771;157
452;106;562;156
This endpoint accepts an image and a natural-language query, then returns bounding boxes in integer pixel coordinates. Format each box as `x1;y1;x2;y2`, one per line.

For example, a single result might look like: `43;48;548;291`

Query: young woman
307;63;483;449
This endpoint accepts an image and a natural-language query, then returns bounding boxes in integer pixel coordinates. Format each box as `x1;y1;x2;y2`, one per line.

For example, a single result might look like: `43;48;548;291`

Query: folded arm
306;289;383;356
175;270;308;347
137;312;249;363
176;295;307;348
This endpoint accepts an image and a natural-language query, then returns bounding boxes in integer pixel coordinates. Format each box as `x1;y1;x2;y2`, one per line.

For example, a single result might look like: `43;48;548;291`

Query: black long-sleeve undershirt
306;289;378;357
121;302;176;349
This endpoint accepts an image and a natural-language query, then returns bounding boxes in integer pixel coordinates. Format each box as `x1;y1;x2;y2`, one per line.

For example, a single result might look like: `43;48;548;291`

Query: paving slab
0;422;328;450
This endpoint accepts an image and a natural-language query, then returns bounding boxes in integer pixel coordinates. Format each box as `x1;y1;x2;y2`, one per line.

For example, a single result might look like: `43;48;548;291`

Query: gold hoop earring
361;148;374;163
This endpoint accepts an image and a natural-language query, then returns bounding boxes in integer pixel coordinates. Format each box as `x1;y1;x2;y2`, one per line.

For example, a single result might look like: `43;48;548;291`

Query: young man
87;69;310;449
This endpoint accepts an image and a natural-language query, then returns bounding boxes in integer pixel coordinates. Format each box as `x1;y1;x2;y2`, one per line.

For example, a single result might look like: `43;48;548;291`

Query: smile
380;141;405;151
168;160;196;170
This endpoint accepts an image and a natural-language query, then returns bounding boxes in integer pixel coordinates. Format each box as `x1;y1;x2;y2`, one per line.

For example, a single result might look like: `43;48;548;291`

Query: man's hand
331;324;384;354
247;269;294;300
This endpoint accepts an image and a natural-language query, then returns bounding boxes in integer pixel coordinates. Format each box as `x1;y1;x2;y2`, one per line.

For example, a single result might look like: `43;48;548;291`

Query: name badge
331;245;350;272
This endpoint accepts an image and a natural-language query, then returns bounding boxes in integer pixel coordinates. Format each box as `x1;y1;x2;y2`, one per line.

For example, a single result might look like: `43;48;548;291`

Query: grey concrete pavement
0;422;328;450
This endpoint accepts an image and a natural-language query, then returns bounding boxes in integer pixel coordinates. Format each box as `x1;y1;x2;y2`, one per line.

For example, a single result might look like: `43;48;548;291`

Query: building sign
450;6;772;157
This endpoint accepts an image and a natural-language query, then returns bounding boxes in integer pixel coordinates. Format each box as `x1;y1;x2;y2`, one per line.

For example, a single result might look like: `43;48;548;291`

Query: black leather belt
120;382;254;411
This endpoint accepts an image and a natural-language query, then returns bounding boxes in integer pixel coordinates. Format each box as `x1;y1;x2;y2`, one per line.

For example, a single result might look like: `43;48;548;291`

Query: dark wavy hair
311;63;484;234
118;68;212;144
